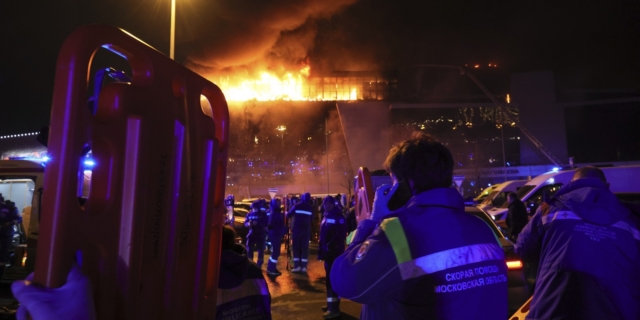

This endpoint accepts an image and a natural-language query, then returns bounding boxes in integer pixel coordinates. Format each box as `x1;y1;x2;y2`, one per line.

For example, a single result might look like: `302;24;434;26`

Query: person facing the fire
330;132;508;319
266;197;286;276
286;192;313;273
318;195;347;319
245;199;269;267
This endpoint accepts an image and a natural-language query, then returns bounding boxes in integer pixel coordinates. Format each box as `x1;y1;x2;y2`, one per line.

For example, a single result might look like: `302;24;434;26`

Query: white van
0;160;45;270
477;179;528;211
468;184;499;205
486;165;640;220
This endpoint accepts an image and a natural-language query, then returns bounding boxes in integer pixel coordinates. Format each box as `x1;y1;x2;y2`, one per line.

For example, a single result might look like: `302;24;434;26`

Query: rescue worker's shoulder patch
339;219;345;224
356;241;370;261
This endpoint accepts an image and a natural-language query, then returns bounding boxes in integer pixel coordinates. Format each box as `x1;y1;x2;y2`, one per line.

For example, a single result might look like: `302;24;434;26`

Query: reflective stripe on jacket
516;178;640;320
331;187;508;320
286;202;313;235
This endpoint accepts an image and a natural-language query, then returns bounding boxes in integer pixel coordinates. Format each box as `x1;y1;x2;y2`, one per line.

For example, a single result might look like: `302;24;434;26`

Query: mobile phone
387;179;412;211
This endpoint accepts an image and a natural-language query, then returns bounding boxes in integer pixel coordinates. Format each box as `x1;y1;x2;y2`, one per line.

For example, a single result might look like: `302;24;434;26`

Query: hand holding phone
370;183;400;222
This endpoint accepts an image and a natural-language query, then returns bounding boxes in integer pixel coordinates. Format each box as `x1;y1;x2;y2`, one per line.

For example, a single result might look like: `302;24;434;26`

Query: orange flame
212;64;362;102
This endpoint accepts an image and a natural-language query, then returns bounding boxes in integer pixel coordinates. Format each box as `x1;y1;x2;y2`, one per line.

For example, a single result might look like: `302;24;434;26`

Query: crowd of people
9;132;640;320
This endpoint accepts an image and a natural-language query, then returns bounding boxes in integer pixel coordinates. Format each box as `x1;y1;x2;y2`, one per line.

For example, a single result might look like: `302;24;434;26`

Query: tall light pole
170;0;176;59
325;117;332;194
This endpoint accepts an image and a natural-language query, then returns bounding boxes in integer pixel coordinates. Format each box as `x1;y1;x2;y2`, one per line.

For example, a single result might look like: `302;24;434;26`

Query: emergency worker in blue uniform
286;192;313;273
330;133;507;319
245;200;269;267
266;198;286;276
218;225;272;319
516;166;640;320
318;195;347;319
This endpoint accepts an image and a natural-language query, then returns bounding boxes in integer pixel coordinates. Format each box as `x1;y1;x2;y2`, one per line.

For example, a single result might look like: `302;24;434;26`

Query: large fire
211;64;373;102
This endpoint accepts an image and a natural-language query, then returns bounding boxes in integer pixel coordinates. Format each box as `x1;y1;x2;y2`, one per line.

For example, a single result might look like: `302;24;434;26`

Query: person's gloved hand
370;183;400;222
12;264;96;320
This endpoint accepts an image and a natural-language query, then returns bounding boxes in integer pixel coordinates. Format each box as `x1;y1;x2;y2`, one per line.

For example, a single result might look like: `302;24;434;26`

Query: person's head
251;200;262;212
270;197;281;212
323;195;335;213
259;198;268;211
383;132;454;195
290;196;299;205
507;192;517;204
572;166;609;188
301;192;311;203
221;226;237;251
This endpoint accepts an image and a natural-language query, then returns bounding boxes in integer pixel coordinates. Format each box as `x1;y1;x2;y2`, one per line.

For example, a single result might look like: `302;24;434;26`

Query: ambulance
0;160;45;270
477;180;528;211
486;165;640;220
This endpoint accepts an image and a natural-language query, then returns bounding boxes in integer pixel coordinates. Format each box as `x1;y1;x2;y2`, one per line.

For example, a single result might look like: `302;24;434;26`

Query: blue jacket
516;178;640;320
318;207;347;261
245;210;268;239
217;250;271;319
330;188;507;320
0;204;21;236
267;206;286;240
286;202;313;236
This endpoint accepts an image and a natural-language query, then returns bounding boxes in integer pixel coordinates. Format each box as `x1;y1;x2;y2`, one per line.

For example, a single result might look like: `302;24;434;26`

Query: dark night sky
1;0;639;136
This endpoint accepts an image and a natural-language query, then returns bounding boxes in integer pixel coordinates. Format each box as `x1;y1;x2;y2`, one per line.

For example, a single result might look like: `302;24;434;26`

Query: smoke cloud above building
185;0;360;78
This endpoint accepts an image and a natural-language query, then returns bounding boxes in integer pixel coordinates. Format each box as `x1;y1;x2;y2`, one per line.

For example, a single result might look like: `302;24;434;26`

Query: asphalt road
262;241;362;320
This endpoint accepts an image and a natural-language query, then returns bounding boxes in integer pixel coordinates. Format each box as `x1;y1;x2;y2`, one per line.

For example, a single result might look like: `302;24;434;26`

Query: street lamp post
325;117;332;194
170;0;176;59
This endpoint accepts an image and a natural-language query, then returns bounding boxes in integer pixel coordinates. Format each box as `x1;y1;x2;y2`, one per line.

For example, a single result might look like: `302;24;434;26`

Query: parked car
232;208;249;242
234;202;251;212
465;206;530;315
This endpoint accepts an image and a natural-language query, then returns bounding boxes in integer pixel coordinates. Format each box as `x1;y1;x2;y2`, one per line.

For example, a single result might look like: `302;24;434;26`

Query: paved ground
260;242;362;320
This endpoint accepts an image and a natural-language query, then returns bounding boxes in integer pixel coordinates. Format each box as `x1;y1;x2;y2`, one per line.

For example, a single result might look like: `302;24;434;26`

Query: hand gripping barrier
34;24;229;319
354;167;374;222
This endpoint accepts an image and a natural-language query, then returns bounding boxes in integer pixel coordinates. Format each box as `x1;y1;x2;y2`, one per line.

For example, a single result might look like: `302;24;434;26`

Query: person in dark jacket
218;225;272;320
0;200;22;276
330;133;507;320
318;196;347;319
516;166;640;320
345;206;357;234
266;198;286;276
505;192;528;241
245;200;269;267
286;193;313;273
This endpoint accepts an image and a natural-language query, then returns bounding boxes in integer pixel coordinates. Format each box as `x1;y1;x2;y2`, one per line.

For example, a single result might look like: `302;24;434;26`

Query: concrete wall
511;71;568;165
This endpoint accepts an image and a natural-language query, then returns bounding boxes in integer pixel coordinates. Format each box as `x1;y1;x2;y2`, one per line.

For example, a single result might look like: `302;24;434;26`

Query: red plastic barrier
509;296;531;320
355;167;374;222
34;24;229;319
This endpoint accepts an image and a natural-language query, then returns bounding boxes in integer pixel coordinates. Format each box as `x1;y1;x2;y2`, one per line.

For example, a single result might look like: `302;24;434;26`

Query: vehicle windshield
500;185;535;208
522;183;563;214
474;186;495;201
480;191;499;205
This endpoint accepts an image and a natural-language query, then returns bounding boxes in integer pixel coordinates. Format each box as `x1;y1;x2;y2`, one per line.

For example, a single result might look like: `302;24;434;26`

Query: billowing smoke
185;0;360;78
